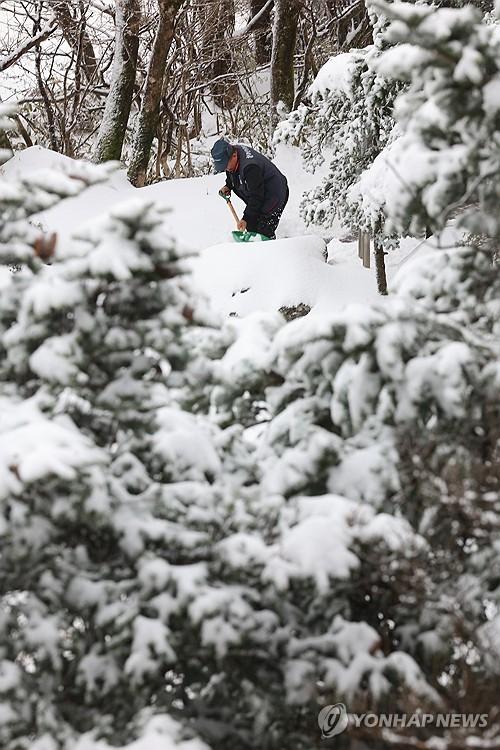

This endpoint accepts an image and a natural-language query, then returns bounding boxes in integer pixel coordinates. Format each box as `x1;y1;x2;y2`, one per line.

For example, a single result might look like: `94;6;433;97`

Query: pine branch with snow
207;233;500;743
274;9;401;245
358;0;500;242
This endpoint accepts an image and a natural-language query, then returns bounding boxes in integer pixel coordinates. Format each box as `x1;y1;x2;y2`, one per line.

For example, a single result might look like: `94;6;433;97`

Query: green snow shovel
221;192;271;243
232;229;271;243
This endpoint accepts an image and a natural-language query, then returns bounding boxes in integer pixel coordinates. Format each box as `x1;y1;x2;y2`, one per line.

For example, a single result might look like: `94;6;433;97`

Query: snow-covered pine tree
0;114;229;747
0;119;213;750
0;112;113;382
1;166;471;749
214;3;498;740
211;9;500;722
274;9;401;245
0;192;237;748
209;232;500;745
356;0;500;242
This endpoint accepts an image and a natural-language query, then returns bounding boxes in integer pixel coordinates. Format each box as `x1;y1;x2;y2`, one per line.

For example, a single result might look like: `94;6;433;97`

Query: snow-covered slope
0;144;449;317
0;143;329;250
192;236;380;316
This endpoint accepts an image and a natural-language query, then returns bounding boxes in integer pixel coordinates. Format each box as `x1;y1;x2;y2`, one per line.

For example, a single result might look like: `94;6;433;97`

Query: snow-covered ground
0;143;457;318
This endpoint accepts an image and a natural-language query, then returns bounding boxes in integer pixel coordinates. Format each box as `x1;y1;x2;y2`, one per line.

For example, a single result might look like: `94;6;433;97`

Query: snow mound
188;234;381;317
189;236;326;316
1;145;388;317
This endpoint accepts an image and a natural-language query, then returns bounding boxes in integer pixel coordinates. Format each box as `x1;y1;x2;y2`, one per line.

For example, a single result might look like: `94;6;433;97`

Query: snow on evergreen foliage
2;11;500;747
356;0;500;239
269;11;500;729
276;0;500;249
274;10;401;244
0;190;238;747
0;138;229;746
217;4;500;728
0;147;113;268
217;242;500;739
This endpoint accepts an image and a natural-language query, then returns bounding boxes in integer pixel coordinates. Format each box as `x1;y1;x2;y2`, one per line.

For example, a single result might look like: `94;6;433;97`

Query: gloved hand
219;185;231;200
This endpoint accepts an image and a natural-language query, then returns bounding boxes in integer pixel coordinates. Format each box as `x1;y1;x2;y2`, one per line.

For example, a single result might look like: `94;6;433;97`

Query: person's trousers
248;186;289;239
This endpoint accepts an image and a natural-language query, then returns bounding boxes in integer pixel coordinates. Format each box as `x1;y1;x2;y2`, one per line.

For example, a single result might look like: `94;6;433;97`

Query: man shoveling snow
211;138;289;241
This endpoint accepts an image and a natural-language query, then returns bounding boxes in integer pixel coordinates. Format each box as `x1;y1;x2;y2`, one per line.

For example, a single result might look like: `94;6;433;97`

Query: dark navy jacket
225;145;288;224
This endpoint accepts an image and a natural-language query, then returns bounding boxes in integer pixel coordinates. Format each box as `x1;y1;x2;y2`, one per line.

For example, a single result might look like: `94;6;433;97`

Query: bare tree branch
233;0;274;38
53;1;100;83
0;18;57;72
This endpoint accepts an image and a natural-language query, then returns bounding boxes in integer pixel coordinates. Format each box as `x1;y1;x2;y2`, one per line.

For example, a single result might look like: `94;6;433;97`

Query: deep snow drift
0;143;454;317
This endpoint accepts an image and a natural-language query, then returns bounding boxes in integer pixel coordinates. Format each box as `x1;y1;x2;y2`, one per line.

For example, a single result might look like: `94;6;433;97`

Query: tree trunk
35;39;60;152
270;0;301;128
374;237;388;295
210;0;238;109
251;0;272;65
53;1;100;83
198;0;238;112
128;0;183;186
93;0;141;163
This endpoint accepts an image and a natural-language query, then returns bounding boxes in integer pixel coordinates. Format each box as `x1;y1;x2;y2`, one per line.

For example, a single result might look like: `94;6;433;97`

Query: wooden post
358;230;370;268
363;236;370;268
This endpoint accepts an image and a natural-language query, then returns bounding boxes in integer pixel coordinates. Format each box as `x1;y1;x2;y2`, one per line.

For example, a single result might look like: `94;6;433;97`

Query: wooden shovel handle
226;199;240;228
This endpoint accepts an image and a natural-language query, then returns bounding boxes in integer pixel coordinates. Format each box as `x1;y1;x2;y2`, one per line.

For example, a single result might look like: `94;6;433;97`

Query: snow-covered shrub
0;131;113;384
0;191;236;747
5;167;495;749
0;149;112;269
274;10;401;244
2;67;500;749
212;232;500;744
269;3;500;741
359;0;500;240
0;147;233;746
